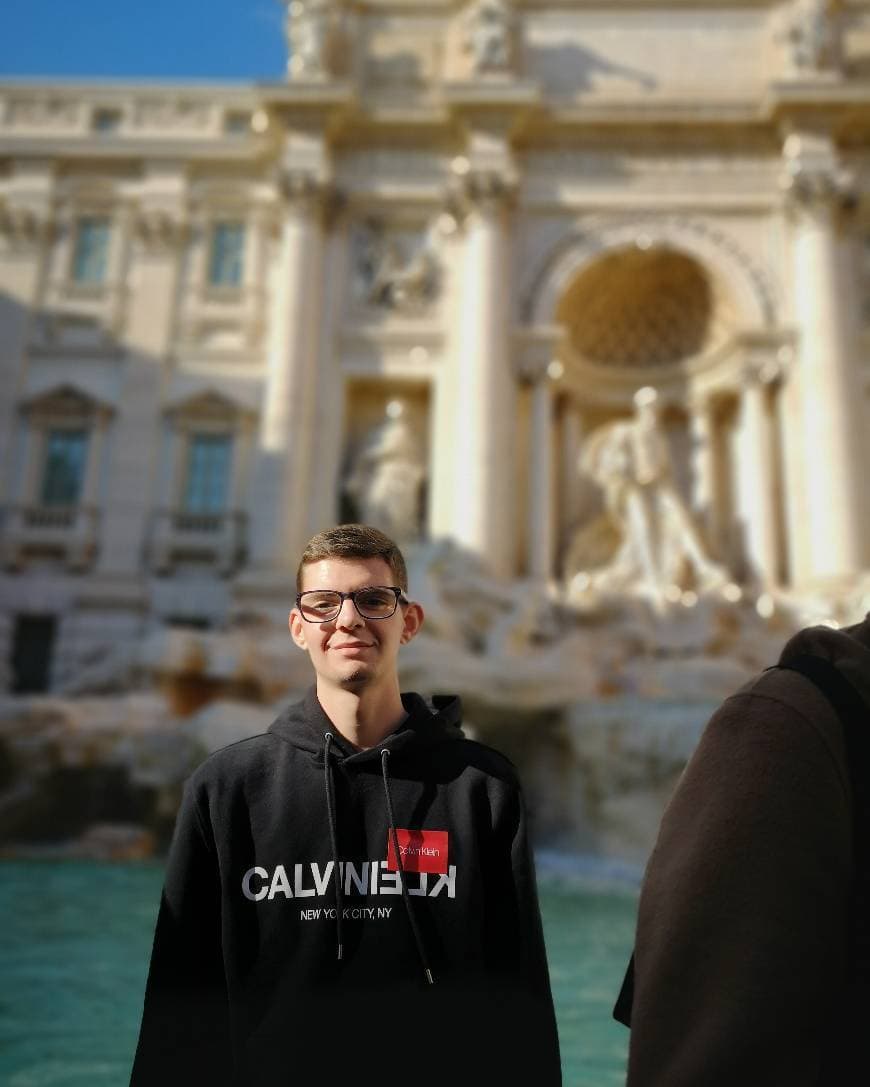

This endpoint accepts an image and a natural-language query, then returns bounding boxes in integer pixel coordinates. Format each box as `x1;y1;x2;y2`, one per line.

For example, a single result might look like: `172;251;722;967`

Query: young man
130;523;562;1086
614;609;870;1085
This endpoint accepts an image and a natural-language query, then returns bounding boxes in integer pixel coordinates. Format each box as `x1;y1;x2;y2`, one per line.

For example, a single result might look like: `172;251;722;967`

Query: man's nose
335;596;363;626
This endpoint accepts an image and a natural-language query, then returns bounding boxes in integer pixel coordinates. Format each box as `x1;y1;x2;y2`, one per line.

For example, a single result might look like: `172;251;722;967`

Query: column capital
741;355;784;388
449;166;516;220
0;202;55;252
781;160;856;216
780;131;856;220
133;208;190;254
513;325;563;385
516;354;555;385
279;169;342;225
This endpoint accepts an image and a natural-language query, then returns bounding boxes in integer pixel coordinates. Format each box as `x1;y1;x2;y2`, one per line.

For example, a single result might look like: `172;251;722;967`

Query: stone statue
779;0;843;74
285;0;333;80
353;221;441;311
343;400;426;544
460;0;514;75
571;386;730;614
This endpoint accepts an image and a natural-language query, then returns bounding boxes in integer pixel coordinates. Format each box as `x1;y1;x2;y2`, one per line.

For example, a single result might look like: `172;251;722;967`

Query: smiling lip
333;643;373;650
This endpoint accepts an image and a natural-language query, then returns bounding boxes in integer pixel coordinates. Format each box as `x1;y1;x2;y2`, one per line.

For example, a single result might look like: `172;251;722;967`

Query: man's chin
337;666;372;687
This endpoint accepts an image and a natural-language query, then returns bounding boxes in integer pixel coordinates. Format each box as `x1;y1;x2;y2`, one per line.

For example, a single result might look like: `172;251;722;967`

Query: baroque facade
2;0;870;691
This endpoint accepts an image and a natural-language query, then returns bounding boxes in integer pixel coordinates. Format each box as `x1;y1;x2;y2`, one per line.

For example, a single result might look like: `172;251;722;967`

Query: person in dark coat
615;609;870;1085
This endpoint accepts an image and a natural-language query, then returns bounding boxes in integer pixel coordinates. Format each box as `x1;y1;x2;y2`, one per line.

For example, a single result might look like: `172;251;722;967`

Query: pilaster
449;164;517;579
781;126;869;583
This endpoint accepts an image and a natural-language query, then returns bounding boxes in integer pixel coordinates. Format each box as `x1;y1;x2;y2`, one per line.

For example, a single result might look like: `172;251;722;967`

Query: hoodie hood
778;610;870;712
267;684;464;765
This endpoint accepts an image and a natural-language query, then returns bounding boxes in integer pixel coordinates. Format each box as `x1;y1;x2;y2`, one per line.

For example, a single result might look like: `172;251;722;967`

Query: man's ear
399;601;424;644
288;608;308;650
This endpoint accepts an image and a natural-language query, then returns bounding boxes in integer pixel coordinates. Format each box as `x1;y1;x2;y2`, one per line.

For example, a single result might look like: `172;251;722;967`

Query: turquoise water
0;859;638;1086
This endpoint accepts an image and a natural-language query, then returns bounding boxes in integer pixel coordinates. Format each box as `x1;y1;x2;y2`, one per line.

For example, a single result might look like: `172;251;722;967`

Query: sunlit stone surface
1;1;870;859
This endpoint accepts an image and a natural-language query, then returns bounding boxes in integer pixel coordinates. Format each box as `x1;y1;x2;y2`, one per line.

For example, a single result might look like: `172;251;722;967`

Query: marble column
451;171;515;579
247;172;328;578
687;395;715;532
519;357;555;581
559;402;584;552
734;361;780;587
783;132;868;582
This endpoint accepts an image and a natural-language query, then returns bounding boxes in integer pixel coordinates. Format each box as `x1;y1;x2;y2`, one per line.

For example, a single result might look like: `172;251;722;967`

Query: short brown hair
295;523;409;595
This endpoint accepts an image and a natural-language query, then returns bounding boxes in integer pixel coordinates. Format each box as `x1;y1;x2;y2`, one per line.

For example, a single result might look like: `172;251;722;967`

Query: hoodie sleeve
483;774;563;1085
623;687;852;1087
129;777;233;1086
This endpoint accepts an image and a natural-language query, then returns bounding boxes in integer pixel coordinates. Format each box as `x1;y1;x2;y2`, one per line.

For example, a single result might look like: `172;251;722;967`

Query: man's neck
316;679;408;750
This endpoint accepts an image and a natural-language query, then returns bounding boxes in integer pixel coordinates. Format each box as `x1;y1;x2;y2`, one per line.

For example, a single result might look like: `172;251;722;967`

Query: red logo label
385;829;449;874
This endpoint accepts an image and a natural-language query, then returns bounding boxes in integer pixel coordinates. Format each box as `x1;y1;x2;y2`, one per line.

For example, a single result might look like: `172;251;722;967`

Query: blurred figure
614;609;870;1084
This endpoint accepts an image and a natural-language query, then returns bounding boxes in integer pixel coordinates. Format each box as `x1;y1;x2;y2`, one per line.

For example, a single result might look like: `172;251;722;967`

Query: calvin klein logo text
242;860;457;902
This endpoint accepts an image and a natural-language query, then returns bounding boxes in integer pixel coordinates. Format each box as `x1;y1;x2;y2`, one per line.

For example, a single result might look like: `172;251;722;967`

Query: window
183;434;233;513
11;615;57;693
92;109;122;134
208;222;245;287
40;429;89;507
71;217;110;284
224;111;252;135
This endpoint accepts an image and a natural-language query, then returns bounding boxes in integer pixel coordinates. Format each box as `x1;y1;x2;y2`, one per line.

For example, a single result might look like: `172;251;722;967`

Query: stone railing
0;504;100;571
0;87;259;142
147;509;248;576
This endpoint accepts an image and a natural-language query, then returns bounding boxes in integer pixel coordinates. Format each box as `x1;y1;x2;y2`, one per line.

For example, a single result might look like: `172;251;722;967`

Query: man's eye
305;596;338;611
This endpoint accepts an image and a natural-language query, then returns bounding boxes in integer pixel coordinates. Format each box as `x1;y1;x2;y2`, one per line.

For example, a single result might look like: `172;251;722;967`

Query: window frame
70;215;111;285
39;427;91;508
181;430;235;515
207;220;246;289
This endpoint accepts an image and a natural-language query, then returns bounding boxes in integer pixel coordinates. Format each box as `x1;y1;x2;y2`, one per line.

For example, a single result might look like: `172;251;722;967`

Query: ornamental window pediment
164;388;254;426
21;383;114;425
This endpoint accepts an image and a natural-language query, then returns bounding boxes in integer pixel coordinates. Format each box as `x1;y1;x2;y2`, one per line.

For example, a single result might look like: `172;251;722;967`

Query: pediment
21;383;115;420
164;387;254;423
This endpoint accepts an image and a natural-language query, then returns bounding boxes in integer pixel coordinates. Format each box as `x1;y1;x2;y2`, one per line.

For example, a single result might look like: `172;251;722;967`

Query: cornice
0;136;276;163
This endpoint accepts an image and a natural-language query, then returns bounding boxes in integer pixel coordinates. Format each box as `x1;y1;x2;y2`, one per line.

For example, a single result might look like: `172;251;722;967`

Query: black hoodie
130;684;562;1086
616;612;870;1085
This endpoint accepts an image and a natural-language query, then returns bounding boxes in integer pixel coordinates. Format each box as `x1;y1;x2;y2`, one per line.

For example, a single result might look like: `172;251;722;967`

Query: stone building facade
2;0;870;691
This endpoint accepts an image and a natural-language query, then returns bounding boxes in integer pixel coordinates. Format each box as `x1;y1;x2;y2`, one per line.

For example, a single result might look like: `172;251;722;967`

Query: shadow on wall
523;41;657;98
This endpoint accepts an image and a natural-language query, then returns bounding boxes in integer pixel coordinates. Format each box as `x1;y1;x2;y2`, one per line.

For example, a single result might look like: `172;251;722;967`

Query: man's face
288;556;423;691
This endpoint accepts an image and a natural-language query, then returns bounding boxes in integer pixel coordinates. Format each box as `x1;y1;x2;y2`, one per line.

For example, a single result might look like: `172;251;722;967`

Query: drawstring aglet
425;968;434;986
337;944;343;961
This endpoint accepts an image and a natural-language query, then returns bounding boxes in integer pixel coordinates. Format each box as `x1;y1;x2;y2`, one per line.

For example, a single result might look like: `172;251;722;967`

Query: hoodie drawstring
381;749;435;986
323;732;343;962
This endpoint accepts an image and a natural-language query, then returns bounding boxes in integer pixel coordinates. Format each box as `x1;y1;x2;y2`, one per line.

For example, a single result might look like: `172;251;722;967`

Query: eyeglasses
295;586;408;623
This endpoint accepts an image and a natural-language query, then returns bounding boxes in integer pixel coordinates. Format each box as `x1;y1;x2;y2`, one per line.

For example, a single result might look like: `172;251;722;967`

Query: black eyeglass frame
295;586;409;623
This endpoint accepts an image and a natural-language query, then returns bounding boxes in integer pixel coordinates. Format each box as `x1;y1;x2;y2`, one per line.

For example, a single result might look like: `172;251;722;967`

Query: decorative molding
0;204;55;252
19;382;116;422
780;158;856;214
449;167;517;220
134;209;190;253
283;0;347;83
457;0;517;79
132;96;212;131
774;0;845;80
350;217;444;313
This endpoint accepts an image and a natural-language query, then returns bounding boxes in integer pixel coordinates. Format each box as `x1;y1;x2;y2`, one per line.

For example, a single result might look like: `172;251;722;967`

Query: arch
522;214;778;330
